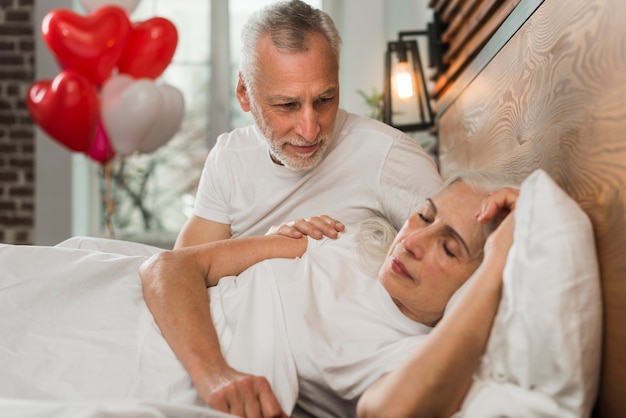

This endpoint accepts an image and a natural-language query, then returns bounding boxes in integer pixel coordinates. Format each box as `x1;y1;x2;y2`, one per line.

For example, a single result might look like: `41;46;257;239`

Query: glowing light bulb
393;62;414;100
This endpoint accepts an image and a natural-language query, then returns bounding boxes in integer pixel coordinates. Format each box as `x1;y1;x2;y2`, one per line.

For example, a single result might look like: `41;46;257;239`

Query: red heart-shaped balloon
41;6;131;85
27;70;100;153
117;17;178;79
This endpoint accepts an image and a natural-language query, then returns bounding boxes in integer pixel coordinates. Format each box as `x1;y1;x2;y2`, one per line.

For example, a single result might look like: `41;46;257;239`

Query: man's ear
236;73;251;112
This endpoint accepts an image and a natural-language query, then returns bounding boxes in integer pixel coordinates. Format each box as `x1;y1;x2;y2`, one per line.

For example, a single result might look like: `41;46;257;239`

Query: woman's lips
391;256;413;281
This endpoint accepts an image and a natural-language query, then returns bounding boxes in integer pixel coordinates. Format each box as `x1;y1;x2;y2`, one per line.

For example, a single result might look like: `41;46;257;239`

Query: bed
1;0;624;416
431;0;626;416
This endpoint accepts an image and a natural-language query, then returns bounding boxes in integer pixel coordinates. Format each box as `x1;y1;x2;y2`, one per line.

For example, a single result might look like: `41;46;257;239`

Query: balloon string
105;161;115;238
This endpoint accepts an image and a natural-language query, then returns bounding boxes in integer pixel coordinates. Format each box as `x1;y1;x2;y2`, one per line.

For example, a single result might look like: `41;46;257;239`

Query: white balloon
101;74;134;105
101;75;184;156
140;85;185;153
80;0;140;14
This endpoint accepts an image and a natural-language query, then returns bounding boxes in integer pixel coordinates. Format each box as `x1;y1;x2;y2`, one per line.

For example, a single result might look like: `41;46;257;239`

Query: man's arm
174;215;231;249
140;235;307;416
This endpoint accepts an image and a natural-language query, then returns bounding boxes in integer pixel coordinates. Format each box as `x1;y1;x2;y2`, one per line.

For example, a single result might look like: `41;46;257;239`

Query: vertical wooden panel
437;0;626;415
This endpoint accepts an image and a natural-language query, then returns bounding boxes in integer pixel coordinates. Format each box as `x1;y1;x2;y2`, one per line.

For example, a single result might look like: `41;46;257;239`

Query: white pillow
455;169;602;418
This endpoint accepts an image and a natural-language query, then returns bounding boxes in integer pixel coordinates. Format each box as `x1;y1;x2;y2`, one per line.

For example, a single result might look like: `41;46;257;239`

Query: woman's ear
236;73;251;112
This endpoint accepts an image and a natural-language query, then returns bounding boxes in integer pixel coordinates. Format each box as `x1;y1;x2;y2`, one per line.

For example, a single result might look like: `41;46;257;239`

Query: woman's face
379;181;488;326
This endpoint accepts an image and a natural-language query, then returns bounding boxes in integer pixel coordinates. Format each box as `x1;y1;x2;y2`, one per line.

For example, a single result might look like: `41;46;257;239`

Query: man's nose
295;106;320;141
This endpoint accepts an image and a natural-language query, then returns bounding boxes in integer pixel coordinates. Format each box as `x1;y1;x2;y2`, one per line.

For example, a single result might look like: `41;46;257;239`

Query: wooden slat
444;0;502;62
432;0;520;97
441;0;465;22
441;0;482;40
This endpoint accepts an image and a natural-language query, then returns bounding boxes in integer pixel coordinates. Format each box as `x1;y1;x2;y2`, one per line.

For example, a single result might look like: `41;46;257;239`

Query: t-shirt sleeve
379;135;442;230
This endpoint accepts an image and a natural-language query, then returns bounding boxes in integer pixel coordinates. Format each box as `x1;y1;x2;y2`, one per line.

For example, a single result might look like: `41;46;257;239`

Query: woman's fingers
476;187;520;224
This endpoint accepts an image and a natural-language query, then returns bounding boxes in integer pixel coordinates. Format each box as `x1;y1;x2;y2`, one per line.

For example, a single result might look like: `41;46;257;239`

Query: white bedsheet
0;398;235;418
0;242;294;418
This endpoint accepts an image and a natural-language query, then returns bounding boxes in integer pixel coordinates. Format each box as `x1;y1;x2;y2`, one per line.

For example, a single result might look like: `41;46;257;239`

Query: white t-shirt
210;228;432;417
193;109;442;236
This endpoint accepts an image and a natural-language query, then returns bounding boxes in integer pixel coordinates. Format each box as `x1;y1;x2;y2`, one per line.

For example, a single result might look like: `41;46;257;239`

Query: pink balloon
87;122;116;163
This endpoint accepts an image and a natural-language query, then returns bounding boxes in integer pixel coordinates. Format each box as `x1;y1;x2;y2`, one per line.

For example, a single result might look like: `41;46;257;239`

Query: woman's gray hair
239;0;342;95
355;170;519;276
443;169;520;240
355;217;397;277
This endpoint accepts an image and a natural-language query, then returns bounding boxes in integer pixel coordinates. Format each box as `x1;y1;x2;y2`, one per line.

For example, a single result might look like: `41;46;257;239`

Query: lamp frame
383;30;436;132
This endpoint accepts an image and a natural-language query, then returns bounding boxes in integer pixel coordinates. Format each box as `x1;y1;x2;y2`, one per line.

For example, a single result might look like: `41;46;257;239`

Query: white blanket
0;243;278;418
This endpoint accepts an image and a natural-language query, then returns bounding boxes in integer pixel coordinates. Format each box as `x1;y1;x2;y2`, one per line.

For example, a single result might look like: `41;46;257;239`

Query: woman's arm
357;190;516;418
140;234;307;417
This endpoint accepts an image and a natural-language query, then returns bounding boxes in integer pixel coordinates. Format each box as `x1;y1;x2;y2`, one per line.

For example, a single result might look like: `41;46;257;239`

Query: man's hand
196;365;288;418
267;215;345;240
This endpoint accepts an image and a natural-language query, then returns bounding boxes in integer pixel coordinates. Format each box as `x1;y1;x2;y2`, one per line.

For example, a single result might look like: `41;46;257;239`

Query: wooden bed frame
431;0;626;415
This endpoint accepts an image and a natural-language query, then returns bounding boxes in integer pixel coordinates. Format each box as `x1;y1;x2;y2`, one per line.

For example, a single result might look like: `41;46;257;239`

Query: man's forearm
140;249;229;389
139;235;308;396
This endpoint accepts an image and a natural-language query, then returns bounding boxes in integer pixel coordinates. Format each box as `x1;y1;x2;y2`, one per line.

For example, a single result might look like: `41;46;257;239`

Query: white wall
333;0;432;115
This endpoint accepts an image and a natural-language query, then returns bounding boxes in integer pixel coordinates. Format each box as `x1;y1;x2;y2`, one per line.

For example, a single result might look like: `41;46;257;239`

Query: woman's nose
401;229;430;261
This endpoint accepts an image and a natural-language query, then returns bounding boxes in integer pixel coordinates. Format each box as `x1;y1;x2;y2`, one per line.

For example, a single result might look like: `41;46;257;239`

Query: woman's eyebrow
427;198;471;257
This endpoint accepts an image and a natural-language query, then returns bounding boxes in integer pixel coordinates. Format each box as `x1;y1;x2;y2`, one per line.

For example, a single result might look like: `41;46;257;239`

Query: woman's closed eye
442;241;456;258
417;204;436;223
418;212;433;224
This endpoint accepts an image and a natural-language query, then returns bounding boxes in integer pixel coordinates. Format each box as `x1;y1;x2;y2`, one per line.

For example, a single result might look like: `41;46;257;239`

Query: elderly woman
139;170;518;418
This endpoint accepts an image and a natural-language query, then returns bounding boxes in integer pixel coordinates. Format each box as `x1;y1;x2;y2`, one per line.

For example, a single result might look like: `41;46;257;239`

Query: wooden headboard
430;0;626;415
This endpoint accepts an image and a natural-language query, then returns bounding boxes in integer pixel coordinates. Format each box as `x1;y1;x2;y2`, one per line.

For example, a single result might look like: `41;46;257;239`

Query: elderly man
174;0;441;248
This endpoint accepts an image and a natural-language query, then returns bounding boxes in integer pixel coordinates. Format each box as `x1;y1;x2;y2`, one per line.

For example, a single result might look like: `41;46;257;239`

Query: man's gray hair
239;0;342;95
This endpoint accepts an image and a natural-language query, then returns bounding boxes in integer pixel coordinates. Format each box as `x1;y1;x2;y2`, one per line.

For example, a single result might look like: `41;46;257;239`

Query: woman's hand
476;187;519;271
196;365;288;418
266;215;345;239
475;187;519;225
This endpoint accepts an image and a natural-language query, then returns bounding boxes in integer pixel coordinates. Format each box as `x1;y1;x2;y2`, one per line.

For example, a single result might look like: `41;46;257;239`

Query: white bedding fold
0;398;235;418
0;242;296;417
0;245;225;418
0;244;196;403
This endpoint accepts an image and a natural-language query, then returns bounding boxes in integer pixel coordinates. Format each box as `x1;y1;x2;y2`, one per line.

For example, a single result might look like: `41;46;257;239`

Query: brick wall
0;0;35;245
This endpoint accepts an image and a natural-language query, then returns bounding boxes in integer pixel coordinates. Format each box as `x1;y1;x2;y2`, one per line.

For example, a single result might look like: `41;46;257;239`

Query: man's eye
277;103;297;110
